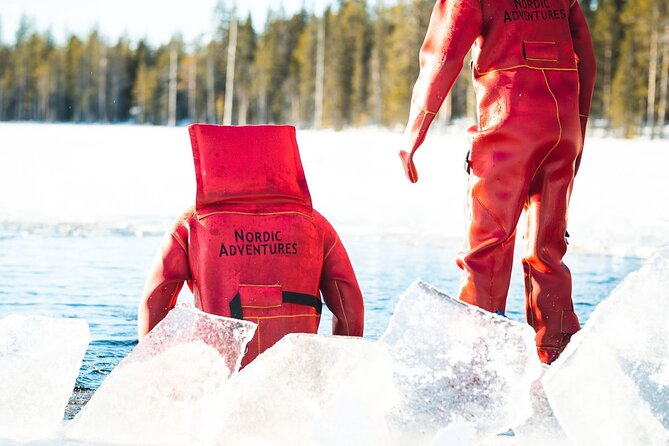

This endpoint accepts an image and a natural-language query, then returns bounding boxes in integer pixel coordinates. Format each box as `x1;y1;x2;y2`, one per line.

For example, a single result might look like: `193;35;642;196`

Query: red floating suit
139;125;364;367
401;0;596;363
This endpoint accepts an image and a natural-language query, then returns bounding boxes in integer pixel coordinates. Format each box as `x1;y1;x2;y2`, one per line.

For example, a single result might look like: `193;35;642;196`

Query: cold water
0;224;644;417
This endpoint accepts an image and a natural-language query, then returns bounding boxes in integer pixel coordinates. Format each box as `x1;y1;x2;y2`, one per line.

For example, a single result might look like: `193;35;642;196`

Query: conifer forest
0;0;667;137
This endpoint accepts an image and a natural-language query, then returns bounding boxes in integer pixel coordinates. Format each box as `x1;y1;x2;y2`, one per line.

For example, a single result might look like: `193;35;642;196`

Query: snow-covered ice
1;123;668;257
64;305;256;446
0;315;89;442
542;247;669;446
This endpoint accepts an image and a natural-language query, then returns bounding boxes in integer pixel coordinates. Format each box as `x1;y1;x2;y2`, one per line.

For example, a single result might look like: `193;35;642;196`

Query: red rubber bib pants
139;125;364;367
400;0;596;363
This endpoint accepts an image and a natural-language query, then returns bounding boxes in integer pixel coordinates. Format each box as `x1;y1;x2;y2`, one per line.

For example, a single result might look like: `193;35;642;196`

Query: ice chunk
0;315;89;442
214;333;395;446
542;248;669;446
503;369;573;446
380;280;542;444
65;304;256;446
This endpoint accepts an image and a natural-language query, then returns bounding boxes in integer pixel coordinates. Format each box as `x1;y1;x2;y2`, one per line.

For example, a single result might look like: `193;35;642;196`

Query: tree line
0;0;667;137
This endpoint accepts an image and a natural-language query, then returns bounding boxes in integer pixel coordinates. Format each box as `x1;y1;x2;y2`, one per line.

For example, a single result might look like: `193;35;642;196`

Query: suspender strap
282;291;323;314
229;291;322;320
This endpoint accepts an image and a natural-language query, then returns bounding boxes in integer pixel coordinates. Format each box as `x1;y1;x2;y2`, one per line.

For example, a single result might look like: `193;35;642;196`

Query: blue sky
0;0;332;45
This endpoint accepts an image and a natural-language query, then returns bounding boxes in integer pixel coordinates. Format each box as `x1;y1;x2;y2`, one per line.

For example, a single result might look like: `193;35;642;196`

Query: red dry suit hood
187;124;312;211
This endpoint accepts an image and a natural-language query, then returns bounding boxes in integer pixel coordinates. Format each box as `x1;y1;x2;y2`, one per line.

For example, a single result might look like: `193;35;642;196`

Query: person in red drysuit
138;124;364;367
399;0;596;364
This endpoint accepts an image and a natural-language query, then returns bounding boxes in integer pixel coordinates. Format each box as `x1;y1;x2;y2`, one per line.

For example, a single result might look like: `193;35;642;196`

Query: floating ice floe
64;305;256;446
543;247;669;446
0;315;89;442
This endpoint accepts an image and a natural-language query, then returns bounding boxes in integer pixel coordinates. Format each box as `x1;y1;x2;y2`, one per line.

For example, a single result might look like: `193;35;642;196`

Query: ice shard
506;370;573;446
65;304;256;446
542;248;669;446
0;315;89;442
213;333;396;446
380;280;542;444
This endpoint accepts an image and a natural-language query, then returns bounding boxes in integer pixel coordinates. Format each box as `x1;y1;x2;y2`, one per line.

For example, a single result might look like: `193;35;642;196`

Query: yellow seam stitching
570;0;577;7
198;210;312;219
531;70;563;182
524;40;557;45
526;57;559;62
239;283;281;288
476;65;577;76
335;280;351;335
171;232;187;254
418;106;437;115
323;237;339;261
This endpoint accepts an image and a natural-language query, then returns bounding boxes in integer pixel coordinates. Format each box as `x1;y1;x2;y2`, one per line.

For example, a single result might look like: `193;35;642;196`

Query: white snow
0;315;89;442
1;122;667;256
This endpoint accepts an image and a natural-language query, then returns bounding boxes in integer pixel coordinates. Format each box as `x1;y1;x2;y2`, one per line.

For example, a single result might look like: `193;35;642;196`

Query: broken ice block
65;305;256;446
506;368;573;446
214;333;393;446
543;248;669;446
380;280;542;444
0;315;89;442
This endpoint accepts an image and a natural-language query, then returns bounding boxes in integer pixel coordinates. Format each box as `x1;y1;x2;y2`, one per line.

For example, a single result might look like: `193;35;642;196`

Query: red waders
400;0;596;363
139;125;364;367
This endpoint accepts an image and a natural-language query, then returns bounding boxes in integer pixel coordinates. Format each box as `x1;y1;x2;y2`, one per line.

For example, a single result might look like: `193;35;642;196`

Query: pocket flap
523;41;559;62
239;285;283;309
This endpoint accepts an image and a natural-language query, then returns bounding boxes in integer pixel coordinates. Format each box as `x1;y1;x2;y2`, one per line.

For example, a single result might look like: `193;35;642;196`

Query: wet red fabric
401;0;596;363
139;125;364;366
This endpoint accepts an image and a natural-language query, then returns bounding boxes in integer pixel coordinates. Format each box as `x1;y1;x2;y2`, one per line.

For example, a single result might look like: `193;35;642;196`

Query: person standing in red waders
138;125;364;367
399;0;596;364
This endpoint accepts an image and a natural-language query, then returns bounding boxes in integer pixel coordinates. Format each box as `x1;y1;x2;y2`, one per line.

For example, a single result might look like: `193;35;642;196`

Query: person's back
138;125;364;366
399;0;595;363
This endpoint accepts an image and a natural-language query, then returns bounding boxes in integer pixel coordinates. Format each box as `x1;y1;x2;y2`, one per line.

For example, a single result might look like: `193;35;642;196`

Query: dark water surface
0;227;644;412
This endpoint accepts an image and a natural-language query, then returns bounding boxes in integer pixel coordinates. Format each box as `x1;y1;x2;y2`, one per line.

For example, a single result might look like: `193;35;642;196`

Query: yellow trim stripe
323;237;339;261
475;65;577;77
531;70;563;182
335;280;351;335
171;232;188;254
197;210;312;220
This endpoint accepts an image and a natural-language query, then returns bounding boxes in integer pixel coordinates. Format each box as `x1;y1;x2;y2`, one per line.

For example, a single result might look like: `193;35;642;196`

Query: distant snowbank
0;123;667;257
